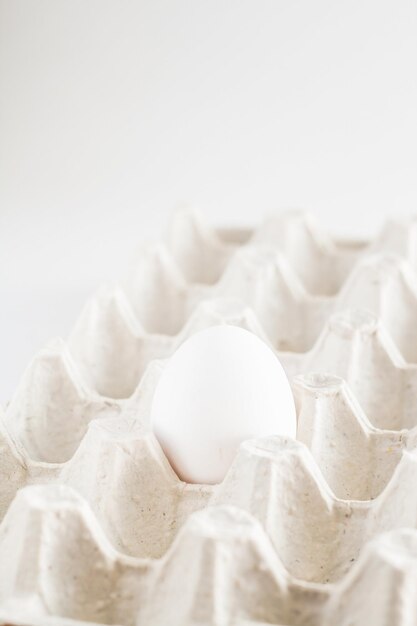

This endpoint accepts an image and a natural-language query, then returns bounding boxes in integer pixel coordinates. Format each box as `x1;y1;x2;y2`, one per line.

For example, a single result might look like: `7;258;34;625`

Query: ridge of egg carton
6;299;417;468
66;223;417;403
164;207;417;295
163;208;365;294
2;365;417;586
1;483;417;626
12;291;417;436
103;208;417;342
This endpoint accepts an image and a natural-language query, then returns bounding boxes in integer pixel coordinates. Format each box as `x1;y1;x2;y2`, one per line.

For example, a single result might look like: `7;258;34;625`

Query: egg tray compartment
3;211;417;625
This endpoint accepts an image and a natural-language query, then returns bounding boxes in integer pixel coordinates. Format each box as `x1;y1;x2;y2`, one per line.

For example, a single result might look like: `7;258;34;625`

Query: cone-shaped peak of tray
166;208;234;285
140;505;288;626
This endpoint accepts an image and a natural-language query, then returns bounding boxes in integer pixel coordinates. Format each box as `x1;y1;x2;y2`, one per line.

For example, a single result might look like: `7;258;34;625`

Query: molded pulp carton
2;210;417;626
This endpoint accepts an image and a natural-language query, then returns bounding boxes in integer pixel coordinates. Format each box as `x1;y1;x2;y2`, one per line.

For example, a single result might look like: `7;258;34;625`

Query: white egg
151;325;296;484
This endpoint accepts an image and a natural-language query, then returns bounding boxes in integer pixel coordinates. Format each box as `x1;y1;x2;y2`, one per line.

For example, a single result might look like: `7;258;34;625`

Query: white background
1;0;417;402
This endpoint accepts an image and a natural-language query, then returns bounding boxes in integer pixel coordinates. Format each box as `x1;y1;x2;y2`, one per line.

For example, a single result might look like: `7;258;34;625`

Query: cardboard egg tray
2;209;417;626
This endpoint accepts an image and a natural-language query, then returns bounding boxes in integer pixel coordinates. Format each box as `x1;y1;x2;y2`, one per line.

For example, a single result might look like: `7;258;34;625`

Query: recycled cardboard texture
2;209;417;626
